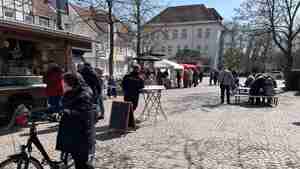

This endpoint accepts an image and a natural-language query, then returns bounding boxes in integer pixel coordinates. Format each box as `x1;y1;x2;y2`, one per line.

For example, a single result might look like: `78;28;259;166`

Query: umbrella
133;55;162;61
181;64;197;69
154;59;184;70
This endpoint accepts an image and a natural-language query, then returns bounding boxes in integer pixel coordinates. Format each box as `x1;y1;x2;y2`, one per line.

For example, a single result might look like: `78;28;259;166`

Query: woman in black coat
56;72;96;169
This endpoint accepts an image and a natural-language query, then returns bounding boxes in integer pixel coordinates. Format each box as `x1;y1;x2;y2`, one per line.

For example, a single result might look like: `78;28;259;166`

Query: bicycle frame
25;124;52;164
14;123;69;169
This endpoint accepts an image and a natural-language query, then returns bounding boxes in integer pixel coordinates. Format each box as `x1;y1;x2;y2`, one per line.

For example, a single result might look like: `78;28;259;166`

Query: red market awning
181;64;197;69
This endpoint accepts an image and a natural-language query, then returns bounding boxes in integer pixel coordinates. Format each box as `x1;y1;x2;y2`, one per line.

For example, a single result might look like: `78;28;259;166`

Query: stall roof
0;19;93;49
181;64;197;69
155;59;184;69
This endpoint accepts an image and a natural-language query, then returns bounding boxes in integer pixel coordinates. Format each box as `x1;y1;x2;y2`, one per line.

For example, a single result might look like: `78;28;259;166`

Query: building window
156;32;160;40
163;31;169;40
1;0;33;22
3;8;14;18
161;46;166;53
198;28;202;38
0;5;2;18
204;45;209;53
177;45;181;51
25;15;34;24
206;28;211;39
181;29;187;39
168;45;172;53
3;0;14;9
172;29;178;40
39;16;49;27
197;45;201;51
151;33;155;41
65;23;71;31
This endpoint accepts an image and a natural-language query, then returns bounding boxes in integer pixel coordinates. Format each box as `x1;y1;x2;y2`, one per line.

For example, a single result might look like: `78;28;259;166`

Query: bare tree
74;0;126;77
236;0;300;88
120;0;163;57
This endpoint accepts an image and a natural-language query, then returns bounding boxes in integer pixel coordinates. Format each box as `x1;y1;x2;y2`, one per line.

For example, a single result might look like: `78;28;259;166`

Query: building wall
67;5;136;77
144;21;224;68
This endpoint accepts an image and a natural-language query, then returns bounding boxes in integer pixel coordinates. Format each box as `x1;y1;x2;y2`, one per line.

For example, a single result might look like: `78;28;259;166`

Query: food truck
0;19;92;130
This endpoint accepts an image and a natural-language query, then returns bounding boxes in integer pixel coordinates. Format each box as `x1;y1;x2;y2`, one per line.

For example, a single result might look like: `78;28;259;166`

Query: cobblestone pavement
1;78;300;169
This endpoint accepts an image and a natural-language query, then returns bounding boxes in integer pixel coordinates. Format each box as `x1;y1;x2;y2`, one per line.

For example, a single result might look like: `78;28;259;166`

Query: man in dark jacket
78;63;102;120
78;63;101;100
122;64;145;112
218;68;234;104
56;72;96;169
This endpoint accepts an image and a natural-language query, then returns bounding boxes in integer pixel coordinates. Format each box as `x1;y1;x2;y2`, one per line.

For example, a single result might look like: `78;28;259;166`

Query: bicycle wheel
0;157;43;169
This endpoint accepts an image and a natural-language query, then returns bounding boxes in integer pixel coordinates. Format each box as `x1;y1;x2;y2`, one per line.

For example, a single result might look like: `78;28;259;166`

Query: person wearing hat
122;64;145;127
56;72;96;169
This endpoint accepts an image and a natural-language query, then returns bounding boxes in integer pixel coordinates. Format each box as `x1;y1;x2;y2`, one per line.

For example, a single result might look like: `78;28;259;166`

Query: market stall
0;19;92;130
154;59;184;88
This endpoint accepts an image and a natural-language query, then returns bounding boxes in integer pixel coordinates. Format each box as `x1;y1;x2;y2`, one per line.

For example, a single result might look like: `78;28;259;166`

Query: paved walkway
1;79;300;169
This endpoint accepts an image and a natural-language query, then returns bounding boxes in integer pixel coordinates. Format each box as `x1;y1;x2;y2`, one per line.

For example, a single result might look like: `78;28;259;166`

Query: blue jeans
48;96;62;114
96;96;105;116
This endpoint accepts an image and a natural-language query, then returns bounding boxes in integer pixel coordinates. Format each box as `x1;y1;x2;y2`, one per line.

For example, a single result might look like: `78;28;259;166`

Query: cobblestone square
1;78;300;169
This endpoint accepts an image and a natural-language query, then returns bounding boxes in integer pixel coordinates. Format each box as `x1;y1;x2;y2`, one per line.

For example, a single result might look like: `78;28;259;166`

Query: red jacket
45;70;64;96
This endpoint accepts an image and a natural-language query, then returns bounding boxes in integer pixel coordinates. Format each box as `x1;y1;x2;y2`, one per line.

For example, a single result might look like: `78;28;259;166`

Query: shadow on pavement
96;130;128;141
19;124;59;137
94;134;187;169
0;127;23;136
202;103;223;109
238;102;274;109
166;92;220;114
183;137;300;169
292;122;300;126
295;91;300;96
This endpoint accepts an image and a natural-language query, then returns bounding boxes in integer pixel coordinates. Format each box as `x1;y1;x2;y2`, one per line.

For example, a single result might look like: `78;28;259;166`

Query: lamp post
56;0;63;30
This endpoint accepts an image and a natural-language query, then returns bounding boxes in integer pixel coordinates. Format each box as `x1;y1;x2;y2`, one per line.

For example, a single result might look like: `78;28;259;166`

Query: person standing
218;68;235;104
78;63;102;120
188;69;194;88
107;76;117;98
193;69;199;87
56;72;96;169
183;69;189;88
199;71;203;83
213;70;219;85
209;70;214;85
95;68;105;119
45;62;64;117
122;64;144;127
176;70;182;88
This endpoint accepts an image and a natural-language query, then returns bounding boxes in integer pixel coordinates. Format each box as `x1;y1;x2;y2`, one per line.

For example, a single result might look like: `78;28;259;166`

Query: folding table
139;85;167;122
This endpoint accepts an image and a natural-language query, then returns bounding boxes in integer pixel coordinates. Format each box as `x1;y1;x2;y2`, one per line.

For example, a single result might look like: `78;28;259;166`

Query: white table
139;85;167;122
237;87;250;94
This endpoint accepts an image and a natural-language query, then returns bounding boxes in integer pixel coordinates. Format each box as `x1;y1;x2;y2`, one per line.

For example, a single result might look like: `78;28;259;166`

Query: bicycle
0;120;74;169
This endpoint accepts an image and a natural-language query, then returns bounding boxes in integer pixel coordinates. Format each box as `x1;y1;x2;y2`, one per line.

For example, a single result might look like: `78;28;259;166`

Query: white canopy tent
154;59;184;70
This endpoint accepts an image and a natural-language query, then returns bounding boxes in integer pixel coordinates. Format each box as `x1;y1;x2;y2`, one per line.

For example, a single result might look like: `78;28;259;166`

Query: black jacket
122;72;144;110
79;65;101;101
56;86;96;154
122;72;144;98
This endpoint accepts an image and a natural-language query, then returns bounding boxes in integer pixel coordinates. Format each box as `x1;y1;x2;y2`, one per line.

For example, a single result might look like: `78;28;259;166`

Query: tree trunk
108;1;114;77
283;47;297;90
136;0;141;58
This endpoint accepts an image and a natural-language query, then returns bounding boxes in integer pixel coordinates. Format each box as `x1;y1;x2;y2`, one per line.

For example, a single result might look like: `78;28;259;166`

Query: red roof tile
147;4;223;24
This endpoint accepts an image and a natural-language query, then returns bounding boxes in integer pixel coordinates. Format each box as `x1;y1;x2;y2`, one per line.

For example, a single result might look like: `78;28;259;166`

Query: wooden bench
234;94;249;104
234;95;279;106
249;95;279;106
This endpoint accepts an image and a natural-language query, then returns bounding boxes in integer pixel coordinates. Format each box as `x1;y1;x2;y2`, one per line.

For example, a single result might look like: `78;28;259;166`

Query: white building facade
65;4;136;78
143;5;224;68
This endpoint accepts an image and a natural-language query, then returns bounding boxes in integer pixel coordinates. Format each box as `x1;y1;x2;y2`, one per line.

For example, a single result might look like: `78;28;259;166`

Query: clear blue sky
162;0;243;20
